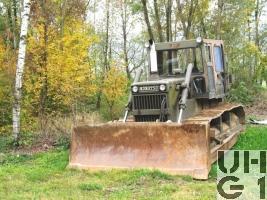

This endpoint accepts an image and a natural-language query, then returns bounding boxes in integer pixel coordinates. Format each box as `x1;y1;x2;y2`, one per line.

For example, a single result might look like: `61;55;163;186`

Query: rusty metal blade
69;122;211;179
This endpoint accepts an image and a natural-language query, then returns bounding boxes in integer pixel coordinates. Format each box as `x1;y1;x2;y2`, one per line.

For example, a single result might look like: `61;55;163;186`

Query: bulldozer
69;38;245;179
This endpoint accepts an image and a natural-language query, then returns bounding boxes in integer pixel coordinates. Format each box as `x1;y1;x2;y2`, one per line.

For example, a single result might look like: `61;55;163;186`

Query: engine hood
132;77;185;87
131;77;185;93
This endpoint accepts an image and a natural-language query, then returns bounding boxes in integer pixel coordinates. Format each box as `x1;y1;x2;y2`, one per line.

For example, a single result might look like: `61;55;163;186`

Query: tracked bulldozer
69;38;245;179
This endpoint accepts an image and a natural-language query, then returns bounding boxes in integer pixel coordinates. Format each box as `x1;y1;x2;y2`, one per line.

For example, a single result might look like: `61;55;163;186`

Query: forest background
0;0;266;146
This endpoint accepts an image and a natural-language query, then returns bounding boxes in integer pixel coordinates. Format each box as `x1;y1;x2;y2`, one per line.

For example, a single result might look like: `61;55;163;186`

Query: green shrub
228;81;254;105
54;135;70;150
100;95;127;121
0;135;13;152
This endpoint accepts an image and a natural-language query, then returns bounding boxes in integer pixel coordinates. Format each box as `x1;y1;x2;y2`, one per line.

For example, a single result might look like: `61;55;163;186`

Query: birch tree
13;0;31;143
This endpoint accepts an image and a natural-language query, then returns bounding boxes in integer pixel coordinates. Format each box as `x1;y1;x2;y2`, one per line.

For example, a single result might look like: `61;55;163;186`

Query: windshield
156;47;204;76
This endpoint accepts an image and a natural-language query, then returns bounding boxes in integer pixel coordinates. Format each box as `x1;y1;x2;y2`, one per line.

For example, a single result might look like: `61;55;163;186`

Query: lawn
0;125;266;200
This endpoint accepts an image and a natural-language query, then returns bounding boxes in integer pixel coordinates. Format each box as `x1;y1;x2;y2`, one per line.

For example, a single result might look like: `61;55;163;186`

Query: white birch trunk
12;0;31;142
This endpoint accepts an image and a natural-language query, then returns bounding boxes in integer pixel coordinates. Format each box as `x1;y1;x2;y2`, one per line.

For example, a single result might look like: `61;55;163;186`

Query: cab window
157;47;204;76
214;46;224;72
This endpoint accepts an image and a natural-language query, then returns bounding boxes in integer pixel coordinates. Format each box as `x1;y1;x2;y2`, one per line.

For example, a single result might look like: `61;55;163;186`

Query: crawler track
186;103;245;165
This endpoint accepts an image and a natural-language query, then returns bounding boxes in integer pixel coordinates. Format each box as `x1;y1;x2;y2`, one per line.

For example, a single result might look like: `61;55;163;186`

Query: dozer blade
69;122;211;179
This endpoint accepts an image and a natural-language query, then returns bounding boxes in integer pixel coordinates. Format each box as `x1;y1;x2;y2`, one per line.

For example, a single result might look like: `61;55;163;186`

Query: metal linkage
177;63;193;124
123;69;143;122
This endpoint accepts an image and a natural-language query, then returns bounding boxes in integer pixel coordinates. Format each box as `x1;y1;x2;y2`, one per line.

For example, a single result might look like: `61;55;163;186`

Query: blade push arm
177;63;193;123
123;69;143;122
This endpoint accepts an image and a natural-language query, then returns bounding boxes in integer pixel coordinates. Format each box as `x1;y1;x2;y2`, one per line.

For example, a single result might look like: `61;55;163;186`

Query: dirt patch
12;137;57;155
245;92;267;119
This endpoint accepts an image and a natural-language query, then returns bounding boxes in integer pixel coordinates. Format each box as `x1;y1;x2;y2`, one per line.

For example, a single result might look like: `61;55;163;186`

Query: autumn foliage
25;20;98;114
103;66;127;119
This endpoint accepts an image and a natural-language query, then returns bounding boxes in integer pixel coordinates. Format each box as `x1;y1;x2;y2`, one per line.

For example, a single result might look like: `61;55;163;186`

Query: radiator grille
133;94;167;110
135;115;159;122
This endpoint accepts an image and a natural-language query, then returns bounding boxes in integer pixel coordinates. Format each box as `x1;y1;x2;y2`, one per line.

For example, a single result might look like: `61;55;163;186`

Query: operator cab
128;38;229;122
146;38;228;99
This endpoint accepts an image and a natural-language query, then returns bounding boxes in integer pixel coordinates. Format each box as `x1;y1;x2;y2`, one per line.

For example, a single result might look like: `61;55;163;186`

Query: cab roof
155;39;223;51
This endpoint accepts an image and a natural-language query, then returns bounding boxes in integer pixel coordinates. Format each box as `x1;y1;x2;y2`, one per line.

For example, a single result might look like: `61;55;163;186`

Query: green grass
0;125;266;200
234;126;267;149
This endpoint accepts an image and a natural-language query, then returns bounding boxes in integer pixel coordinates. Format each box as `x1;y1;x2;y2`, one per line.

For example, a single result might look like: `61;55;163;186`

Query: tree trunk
176;0;195;39
166;0;172;42
93;0;96;28
121;0;130;79
104;0;110;72
153;0;163;42
255;0;260;48
185;0;196;39
6;2;14;47
141;0;154;40
96;93;101;110
12;0;31;144
39;0;48;119
200;17;207;38
254;0;260;79
216;0;224;40
60;0;67;39
247;13;251;41
96;0;110;110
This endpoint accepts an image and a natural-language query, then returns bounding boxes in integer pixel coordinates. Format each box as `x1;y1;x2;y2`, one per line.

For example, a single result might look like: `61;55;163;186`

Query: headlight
196;37;202;44
145;42;150;48
132;86;138;93
159;84;166;91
